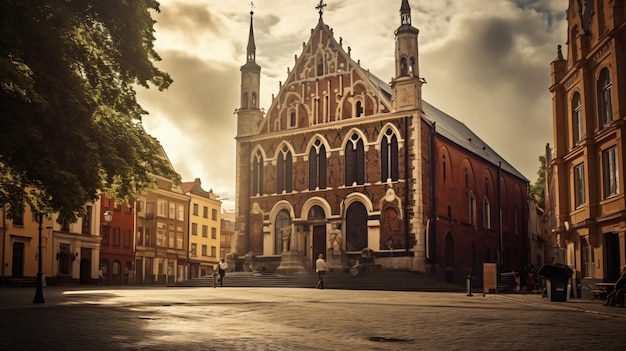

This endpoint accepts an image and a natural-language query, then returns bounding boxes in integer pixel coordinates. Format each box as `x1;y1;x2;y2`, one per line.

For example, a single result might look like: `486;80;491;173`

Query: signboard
483;263;497;294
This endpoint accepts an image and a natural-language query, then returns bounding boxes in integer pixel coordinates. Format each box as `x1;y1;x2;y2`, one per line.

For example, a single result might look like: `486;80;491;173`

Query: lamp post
33;211;44;304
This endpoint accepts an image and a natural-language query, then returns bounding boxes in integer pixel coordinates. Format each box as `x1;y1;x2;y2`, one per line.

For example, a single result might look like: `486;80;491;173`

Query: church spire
246;6;256;63
400;0;411;26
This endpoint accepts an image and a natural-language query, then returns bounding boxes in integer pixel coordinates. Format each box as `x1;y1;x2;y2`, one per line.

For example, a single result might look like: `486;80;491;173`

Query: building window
603;146;619;198
203;206;208;218
572;92;583;144
469;191;476;225
381;128;399;182
202;225;208;238
178;204;184;221
355;100;364;117
290;111;296;128
345;133;365;186
483;197;491;230
202;245;207;256
443;157;447;182
169;202;176;219
252;152;264;196
80;206;91;234
176;227;183;249
211;246;217;257
13;208;24;226
574;163;586;208
193;203;198;216
211;227;217;239
309;139;327;190
212;209;217;220
156;222;166;246
277;145;293;194
599;68;613;126
191;223;198;236
190;243;197;257
157;200;167;217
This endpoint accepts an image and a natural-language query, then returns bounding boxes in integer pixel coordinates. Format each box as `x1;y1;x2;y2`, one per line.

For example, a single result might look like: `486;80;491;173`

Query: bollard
466;274;473;296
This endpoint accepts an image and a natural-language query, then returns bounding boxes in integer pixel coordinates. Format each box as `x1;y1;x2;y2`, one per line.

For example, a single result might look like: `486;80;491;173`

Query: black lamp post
33;211;44;304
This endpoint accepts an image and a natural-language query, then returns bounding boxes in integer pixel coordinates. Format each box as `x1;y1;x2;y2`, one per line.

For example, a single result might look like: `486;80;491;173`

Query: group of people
515;264;537;293
605;266;626;307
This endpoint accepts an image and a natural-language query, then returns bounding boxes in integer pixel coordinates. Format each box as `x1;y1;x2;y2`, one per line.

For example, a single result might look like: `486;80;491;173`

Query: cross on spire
316;0;327;19
250;1;255;14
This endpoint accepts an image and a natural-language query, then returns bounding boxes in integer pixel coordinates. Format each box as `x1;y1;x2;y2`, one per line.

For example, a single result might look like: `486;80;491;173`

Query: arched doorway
346;202;368;252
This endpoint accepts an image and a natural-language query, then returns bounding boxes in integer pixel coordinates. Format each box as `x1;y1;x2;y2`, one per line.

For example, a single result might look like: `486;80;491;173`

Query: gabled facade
234;0;529;283
182;178;222;278
135;175;189;284
549;0;626;284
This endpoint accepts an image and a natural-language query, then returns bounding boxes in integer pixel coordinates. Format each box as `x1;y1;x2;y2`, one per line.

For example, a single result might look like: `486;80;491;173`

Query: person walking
217;258;228;287
315;254;327;289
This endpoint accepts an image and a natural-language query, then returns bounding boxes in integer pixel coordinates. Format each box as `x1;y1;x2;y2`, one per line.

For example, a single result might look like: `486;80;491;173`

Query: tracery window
381;129;399;182
277;145;293;193
309;139;327;190
345;133;365;186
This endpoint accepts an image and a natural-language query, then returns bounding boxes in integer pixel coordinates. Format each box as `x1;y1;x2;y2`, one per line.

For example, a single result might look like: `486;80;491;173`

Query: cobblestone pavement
1;286;625;350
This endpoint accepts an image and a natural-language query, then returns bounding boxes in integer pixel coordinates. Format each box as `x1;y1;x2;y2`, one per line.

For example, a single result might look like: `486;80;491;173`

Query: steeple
391;0;423;112
246;10;256;64
237;5;263;137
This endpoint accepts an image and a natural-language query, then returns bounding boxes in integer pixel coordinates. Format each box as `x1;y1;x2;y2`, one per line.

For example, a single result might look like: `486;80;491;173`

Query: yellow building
549;0;625;288
182;178;222;278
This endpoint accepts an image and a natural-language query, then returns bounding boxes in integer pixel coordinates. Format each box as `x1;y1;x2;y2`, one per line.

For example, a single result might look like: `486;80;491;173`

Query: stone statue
329;223;342;252
281;226;292;252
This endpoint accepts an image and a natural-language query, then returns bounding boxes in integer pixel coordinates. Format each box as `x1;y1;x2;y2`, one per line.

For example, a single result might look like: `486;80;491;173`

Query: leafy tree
0;0;179;220
530;155;546;210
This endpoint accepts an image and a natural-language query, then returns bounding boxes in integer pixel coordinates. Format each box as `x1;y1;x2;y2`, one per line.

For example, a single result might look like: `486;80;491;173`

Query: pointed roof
242;10;260;71
397;0;419;35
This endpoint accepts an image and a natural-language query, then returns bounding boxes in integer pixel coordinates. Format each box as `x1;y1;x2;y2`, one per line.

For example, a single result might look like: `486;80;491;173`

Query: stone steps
171;269;466;292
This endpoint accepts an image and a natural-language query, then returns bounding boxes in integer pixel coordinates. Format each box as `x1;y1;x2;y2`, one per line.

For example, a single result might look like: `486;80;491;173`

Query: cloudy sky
136;0;568;212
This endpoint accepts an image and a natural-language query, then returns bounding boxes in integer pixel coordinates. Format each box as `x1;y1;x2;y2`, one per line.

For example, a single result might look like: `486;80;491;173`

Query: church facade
233;0;529;283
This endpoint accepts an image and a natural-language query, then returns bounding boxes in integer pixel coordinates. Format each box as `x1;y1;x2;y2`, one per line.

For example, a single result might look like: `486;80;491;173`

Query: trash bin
538;264;573;302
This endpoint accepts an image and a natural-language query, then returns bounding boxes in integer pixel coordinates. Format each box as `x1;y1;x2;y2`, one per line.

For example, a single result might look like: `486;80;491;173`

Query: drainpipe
429;121;437;272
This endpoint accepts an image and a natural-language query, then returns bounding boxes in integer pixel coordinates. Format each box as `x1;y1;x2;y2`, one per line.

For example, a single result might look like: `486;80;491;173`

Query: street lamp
33;210;44;304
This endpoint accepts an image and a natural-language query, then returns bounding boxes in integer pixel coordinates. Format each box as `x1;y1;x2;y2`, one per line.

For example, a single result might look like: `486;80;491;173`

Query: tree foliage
0;0;180;220
530;155;546;210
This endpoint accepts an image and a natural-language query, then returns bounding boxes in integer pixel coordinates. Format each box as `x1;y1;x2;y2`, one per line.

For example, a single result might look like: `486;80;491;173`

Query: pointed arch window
442;156;447;182
400;57;408;76
251;92;257;109
252;152;264;196
309;140;327;190
289;111;296;128
277;145;293;194
356;100;364;117
599;68;613;126
469;191;476;226
381;129;399;182
572;92;583;145
242;92;249;109
483;196;491;230
345;133;365;186
317;53;324;76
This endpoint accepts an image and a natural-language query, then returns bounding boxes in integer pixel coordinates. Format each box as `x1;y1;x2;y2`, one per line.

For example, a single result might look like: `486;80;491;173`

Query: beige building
135;175;189;284
182;178;222;278
549;0;625;286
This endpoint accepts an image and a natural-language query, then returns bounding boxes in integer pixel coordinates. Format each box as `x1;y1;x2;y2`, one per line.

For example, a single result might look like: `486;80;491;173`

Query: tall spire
400;0;411;26
246;4;256;63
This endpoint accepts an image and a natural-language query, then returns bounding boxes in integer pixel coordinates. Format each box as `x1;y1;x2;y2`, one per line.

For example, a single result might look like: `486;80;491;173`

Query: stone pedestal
276;251;307;274
326;251;347;272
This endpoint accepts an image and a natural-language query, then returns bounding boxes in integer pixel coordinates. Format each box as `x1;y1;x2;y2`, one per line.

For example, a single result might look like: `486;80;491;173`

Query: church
233;0;529;284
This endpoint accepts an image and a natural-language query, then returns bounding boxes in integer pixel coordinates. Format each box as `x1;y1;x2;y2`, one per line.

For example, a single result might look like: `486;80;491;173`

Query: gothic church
234;0;529;283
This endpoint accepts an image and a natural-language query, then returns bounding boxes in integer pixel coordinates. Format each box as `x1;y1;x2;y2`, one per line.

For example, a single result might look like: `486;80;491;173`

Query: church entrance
312;225;326;268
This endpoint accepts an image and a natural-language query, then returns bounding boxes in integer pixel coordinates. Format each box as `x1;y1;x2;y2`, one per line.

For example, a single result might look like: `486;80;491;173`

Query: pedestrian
217;258;228;287
98;268;105;286
316;254;327;289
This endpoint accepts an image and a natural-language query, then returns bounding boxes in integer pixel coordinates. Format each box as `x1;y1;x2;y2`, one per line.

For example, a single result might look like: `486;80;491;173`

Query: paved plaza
1;286;625;350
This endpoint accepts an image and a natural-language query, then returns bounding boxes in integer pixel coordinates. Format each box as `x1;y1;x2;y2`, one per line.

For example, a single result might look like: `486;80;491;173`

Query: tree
0;0;179;220
530;155;546;210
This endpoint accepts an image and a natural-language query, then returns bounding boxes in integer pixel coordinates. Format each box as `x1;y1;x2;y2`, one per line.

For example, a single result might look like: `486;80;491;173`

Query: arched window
309;140;327;190
469;191;476;225
346;202;368;251
400;57;408;76
483;196;491;229
251;92;257;109
381;129;399;182
274;210;291;254
345;133;365;186
572;92;583;144
252;152;264;196
290;111;296;128
355;100;364;117
277;145;293;193
599;68;613;125
242;92;249;109
442;156;447;182
317;53;324;76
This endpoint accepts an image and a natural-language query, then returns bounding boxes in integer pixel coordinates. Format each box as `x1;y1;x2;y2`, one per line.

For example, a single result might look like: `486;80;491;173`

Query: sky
136;0;568;212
